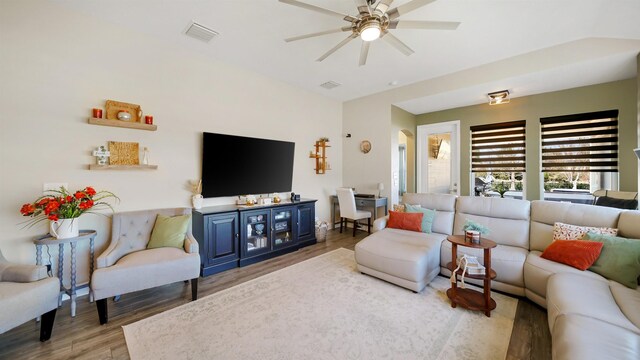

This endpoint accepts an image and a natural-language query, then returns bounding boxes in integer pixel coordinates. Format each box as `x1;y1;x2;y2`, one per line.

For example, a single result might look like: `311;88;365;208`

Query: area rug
123;248;517;360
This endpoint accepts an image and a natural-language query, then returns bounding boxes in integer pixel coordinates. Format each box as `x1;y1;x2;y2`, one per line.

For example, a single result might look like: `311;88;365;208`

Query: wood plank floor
0;229;551;359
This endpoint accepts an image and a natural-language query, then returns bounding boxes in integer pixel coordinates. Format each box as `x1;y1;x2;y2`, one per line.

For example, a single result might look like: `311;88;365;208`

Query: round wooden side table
33;230;97;317
446;234;497;317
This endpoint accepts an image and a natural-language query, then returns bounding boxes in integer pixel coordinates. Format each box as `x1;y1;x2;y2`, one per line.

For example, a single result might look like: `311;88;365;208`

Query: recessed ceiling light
389;81;399;86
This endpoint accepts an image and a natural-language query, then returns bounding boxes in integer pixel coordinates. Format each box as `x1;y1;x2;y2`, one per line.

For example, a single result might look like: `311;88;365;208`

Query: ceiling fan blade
354;0;372;15
316;33;359;62
375;0;395;15
279;0;356;22
387;20;460;30
285;26;353;42
386;0;436;20
381;31;414;56
359;41;370;66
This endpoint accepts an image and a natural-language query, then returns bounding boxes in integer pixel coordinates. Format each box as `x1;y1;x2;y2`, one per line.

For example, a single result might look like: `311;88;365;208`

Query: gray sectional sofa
355;193;640;360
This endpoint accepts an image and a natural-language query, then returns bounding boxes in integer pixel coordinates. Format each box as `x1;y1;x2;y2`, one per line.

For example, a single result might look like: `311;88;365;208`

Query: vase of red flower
20;186;118;239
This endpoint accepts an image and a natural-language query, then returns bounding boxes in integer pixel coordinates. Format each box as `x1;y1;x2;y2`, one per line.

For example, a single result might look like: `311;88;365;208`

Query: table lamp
377;182;384;198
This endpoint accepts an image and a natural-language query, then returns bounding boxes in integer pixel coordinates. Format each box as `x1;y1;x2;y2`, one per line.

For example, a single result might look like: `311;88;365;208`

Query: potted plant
191;179;203;209
20;186;118;239
493;182;509;198
462;219;490;243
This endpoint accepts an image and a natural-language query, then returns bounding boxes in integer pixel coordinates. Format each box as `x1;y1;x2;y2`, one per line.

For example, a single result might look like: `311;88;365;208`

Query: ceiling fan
280;0;460;66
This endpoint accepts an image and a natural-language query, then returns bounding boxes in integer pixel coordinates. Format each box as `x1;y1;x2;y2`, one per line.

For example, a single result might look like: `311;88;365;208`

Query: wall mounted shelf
88;117;157;131
88;164;158;170
309;140;330;174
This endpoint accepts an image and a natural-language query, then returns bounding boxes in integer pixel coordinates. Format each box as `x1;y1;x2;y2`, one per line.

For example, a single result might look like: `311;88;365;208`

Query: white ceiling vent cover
320;81;341;90
185;22;218;43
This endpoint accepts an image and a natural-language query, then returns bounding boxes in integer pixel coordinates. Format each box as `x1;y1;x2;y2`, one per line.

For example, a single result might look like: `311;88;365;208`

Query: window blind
540;110;618;172
470;120;526;172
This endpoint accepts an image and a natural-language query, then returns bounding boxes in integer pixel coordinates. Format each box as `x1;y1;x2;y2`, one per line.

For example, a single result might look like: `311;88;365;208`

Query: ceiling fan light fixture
360;20;381;41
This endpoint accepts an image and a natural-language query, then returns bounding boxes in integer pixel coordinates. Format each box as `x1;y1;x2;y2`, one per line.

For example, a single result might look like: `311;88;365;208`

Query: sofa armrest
184;233;199;254
372;215;389;233
1;263;48;282
96;239;122;269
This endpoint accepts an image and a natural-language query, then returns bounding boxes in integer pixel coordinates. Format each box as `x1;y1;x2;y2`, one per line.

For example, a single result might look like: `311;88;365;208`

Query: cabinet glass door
243;210;271;256
272;207;296;249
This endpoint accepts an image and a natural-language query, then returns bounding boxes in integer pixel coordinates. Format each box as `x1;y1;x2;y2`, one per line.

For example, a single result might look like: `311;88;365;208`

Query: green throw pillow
404;204;435;233
147;214;191;249
583;232;640;288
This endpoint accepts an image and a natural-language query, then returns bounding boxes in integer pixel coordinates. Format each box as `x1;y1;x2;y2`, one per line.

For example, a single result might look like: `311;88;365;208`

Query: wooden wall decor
108;141;139;165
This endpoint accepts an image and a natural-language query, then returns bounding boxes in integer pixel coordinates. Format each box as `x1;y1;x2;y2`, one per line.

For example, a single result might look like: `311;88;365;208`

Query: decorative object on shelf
360;140;371;154
88;117;157;131
273;194;281;203
117;110;131;121
19;186;118;239
377;182;384;198
309;138;330;174
254;223;265;235
92;145;110;165
92;108;103;119
144;115;153;125
245;195;257;206
142;147;150;165
190;179;203;209
108;141;139;165
105;100;142;123
462;219;490;244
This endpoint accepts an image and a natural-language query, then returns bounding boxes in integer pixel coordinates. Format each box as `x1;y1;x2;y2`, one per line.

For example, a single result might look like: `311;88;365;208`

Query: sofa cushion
404;204;435;233
540;240;603;270
552;221;617;240
610;280;640;330
91;247;199;300
148;214;191;249
552;314;640;360
546;272;639;334
441;240;527;289
523;251;607;306
355;228;445;291
454;196;530;249
0;277;59;334
386;211;422;232
401;193;456;235
583;233;640;288
529;200;621;252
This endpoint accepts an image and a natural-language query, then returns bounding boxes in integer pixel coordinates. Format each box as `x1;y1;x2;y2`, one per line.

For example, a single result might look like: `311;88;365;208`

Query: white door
417;121;460;195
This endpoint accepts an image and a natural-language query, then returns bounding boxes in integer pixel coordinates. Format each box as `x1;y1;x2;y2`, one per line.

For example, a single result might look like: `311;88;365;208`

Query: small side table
446;235;497;317
33;230;97;317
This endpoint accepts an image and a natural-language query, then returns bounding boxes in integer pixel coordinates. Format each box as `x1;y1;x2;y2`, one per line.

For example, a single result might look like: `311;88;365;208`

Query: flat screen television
202;132;295;198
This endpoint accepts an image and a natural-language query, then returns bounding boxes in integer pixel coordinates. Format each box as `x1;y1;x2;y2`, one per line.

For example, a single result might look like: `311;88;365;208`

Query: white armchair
91;208;200;324
0;249;59;341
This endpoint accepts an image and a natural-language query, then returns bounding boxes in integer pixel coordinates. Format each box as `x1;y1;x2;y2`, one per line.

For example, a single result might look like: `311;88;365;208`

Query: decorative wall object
360;140;371;154
108;141;139;165
105;100;142;123
92;145;110;165
309;139;331;174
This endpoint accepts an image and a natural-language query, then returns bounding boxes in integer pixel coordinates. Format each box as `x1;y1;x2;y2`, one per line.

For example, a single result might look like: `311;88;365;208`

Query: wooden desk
33;230;97;317
330;196;388;229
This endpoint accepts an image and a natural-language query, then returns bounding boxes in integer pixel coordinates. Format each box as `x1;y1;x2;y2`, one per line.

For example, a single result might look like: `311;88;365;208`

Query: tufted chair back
97;208;192;268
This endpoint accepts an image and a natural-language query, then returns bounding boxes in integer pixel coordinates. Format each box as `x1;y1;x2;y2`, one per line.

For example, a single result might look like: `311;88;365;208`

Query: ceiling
53;0;640;114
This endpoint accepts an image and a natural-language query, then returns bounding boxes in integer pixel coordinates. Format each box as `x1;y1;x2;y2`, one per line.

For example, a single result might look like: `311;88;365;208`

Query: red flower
79;199;94;210
85;187;96;196
36;197;51;207
66;195;73;203
20;203;35;216
44;200;60;215
74;191;85;200
47;214;59;221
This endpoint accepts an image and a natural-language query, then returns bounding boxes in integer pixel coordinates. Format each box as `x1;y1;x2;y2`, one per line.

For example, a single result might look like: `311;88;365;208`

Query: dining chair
336;188;372;236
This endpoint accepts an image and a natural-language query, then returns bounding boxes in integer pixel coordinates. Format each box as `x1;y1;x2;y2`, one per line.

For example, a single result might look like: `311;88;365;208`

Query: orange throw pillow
387;210;423;232
541;240;604;270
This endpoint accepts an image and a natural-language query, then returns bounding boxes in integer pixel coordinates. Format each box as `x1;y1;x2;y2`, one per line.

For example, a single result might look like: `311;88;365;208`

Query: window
540;110;619;203
470;120;526;199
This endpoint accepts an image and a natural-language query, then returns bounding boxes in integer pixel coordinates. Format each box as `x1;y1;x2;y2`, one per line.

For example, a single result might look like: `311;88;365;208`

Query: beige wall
416;79;638;199
391;106;416;204
0;1;342;282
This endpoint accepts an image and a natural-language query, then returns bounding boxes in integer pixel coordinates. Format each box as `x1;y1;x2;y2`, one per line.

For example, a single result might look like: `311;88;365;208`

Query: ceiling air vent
185;22;218;43
320;81;341;90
